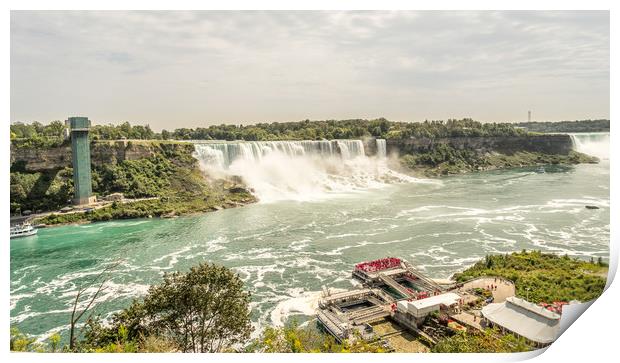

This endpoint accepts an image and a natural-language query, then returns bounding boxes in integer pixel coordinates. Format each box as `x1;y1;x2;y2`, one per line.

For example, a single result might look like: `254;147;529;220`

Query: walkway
458;277;515;302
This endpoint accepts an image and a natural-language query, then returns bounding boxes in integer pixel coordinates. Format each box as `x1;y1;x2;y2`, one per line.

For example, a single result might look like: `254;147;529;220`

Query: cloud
10;10;609;128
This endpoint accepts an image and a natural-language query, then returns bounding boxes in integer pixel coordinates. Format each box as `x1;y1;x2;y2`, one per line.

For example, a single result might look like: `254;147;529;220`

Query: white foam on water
193;139;429;203
233;264;286;286
10;293;34;310
288;238;311;251
269;289;322;327
152;245;193;270
569;132;609;160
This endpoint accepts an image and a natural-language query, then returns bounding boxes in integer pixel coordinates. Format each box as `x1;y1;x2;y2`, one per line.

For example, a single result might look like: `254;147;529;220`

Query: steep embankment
10;134;597;219
389;134;597;177
10;140;256;222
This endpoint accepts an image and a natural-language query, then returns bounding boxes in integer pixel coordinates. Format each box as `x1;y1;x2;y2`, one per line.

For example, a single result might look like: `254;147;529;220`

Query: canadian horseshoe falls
10;134;610;341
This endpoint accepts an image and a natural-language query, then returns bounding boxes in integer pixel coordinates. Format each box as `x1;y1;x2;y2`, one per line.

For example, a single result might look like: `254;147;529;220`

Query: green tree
143;262;252;352
432;329;530;353
249;321;386;353
453;251;607;303
84;262;253;353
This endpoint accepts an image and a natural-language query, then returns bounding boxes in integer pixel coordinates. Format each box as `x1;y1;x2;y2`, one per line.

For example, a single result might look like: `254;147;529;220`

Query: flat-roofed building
407;292;461;318
481;296;560;347
394;292;462;329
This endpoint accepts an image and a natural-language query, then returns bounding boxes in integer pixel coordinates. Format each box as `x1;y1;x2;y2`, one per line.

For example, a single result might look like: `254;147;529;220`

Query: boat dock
317;257;450;344
316;256;507;350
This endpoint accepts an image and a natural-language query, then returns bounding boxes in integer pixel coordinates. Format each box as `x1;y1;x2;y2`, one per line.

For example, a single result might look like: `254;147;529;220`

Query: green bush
453;251;607;303
247;320;386;353
82;262;252;353
432;329;530;353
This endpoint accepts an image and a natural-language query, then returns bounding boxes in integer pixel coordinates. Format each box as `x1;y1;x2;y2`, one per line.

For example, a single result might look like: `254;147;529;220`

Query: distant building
481;296;560;347
395;292;462;327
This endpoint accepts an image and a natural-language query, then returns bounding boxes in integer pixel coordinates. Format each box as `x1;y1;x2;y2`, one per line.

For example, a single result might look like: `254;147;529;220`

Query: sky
10;10;610;130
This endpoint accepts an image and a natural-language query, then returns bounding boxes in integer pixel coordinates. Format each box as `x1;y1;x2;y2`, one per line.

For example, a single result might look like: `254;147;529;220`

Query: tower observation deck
66;116;96;205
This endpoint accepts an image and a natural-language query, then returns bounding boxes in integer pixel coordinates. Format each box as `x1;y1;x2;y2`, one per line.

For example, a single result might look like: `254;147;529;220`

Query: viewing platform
316;256;528;351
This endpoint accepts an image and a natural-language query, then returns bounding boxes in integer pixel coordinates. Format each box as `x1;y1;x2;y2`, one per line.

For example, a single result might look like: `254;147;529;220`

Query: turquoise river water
10;133;610;341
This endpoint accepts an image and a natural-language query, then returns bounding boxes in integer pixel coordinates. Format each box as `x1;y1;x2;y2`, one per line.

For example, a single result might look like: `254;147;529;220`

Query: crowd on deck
355;257;402;273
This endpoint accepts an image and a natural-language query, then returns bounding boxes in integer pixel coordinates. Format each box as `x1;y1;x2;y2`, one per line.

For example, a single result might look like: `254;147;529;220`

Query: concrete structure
481;296;560;347
406;292;461;319
394;292;462;328
66;117;96;205
103;192;124;202
318;257;459;345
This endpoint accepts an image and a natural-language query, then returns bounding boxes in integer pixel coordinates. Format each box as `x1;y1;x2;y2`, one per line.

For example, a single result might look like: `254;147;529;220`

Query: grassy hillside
11;142;256;223
453;250;607;303
400;145;597;177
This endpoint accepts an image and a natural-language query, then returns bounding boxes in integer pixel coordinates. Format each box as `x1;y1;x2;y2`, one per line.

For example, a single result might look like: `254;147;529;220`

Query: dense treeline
11;119;608;146
516;119;609;133
10;121;157;148
11;118;529;145
10;168;74;213
166;118;527;140
10;120;67;148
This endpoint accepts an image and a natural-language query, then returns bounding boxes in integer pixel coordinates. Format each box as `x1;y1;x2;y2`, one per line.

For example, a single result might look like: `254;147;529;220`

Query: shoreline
30;203;252;229
28;192;257;228
24;157;599;228
399;150;598;178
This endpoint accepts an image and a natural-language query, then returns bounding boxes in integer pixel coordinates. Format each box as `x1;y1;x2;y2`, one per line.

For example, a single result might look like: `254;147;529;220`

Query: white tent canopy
481;296;560;345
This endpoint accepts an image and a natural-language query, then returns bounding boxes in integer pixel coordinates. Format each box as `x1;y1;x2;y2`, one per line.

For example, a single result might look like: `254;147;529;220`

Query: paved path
451;311;486;332
458;277;515;302
12;197;160;225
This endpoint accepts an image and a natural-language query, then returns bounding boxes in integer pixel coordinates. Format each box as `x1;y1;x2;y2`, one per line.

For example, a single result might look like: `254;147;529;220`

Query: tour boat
10;223;38;239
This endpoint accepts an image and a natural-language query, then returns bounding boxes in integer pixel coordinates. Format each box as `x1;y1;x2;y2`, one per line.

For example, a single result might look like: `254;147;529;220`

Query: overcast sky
11;11;609;130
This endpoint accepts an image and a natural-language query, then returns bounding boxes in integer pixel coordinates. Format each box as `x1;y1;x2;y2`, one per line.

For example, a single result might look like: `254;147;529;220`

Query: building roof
482;296;560;344
410;292;461;310
506;296;561;320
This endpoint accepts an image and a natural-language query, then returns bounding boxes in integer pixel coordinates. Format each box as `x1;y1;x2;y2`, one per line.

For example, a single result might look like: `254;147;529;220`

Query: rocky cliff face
10;141;195;172
10;146;72;171
11;135;575;172
386;134;573;156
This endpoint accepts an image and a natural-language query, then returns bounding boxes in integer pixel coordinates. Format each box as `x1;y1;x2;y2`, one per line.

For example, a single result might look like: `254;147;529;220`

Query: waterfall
193;139;420;202
194;140;364;169
569;133;609;160
376;139;387;158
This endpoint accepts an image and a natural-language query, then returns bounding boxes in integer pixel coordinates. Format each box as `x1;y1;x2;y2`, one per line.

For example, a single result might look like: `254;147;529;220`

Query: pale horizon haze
10;10;610;130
